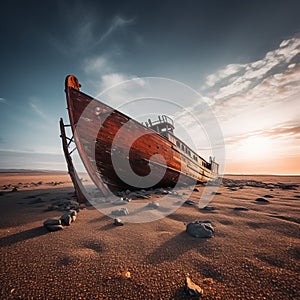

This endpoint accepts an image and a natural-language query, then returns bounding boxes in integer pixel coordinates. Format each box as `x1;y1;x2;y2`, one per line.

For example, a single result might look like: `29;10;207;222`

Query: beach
0;172;299;299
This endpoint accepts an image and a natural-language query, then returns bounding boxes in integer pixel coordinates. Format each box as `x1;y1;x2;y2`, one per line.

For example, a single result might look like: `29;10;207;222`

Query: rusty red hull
65;76;217;194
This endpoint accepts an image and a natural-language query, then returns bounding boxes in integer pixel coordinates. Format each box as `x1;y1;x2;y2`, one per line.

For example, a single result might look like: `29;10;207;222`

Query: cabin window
181;145;185;151
176;141;180;147
188;150;191;156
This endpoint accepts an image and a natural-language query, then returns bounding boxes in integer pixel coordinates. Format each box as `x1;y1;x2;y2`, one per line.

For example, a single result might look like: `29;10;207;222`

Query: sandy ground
0;172;300;299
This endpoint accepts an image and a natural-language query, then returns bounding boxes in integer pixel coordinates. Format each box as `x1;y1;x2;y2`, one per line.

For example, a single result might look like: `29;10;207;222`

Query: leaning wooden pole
59;118;88;204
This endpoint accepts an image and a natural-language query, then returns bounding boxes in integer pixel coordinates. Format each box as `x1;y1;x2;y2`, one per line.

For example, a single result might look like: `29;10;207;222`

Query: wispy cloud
94;15;135;47
0;97;7;104
29;98;52;125
226;123;300;145
50;8;135;56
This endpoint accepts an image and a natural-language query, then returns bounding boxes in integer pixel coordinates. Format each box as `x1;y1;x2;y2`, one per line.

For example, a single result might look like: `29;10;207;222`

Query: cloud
50;9;135;56
226;123;300;145
202;37;300;104
29;98;52;125
0;97;7;104
94;15;135;46
83;55;111;74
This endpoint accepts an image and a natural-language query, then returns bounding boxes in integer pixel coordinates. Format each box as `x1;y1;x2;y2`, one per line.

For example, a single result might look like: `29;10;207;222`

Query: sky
0;0;299;174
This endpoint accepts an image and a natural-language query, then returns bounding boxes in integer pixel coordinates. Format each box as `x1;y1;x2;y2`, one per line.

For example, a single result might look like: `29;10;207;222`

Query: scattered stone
146;201;159;209
37;181;43;185
264;194;274;198
185;276;203;298
193;188;200;192
229;187;239;191
211;191;222;195
46;224;64;232
113;198;129;205
11;187;18;192
136;194;150;199
266;184;275;189
111;207;129;216
185;200;196;206
69;210;77;222
123;271;131;279
44;219;61;227
255;197;270;204
60;213;72;226
125;189;131;195
43;219;64;232
186;221;214;238
114;218;124;226
201;205;216;211
234;206;249;211
277;183;298;190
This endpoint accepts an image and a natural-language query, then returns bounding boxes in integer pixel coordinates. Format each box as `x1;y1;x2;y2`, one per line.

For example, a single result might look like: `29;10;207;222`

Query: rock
277;183;298;190
46;224;64;232
193;188;200;192
186;221;214;238
113;198;129;205
136;194;150;199
229;187;239;191
113;218;124;226
125;189;131;195
211;191;221;195
111;207;129;216
146;201;159;209
185;200;196;206
43;219;61;227
60;213;72;226
185;276;203;298
233;206;249;211
201;206;216;211
266;184;275;189
264;194;274;198
11;187;18;192
255;197;270;204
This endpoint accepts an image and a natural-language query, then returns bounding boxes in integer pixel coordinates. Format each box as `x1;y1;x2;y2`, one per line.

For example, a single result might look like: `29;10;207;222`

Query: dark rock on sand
277;183;298;190
185;200;196;206
113;218;124;226
44;219;63;232
264;194;274;198
11;187;18;192
146;201;159;209
44;219;61;227
193;187;200;192
46;224;64;232
211;191;222;195
111;207;129;216
186;221;214;238
255;197;270;204
234;206;249;211
185;276;203;298
60;213;72;226
201;206;216;211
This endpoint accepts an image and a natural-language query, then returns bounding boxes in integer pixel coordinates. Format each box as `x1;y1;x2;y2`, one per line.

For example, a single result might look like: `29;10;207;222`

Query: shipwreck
60;75;219;201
